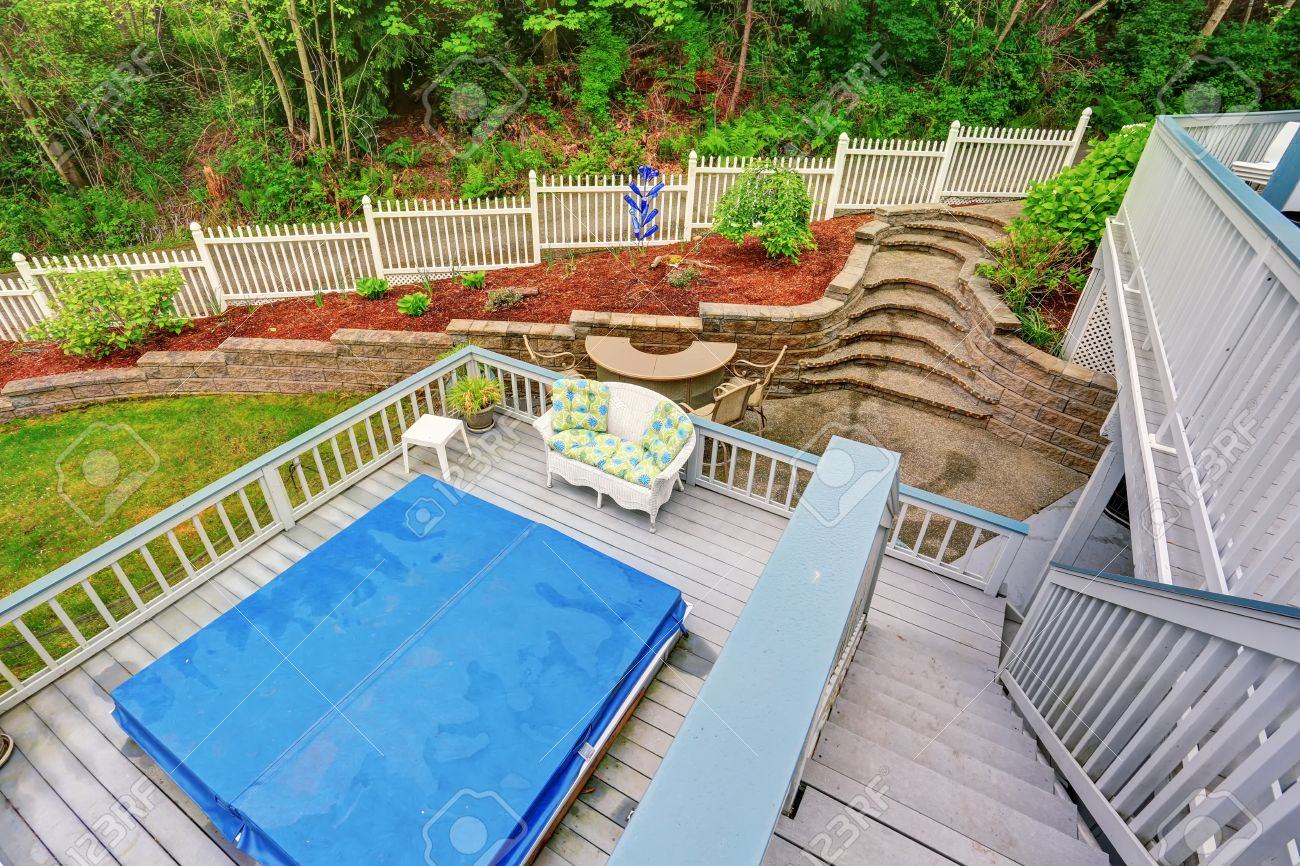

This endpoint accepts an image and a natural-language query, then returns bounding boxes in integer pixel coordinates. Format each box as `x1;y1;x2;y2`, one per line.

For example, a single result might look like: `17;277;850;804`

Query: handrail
1094;115;1300;604
0;347;567;706
898;483;1029;535
0;343;1031;708
1103;216;1173;585
1051;562;1300;623
1002;563;1300;866
607;437;899;866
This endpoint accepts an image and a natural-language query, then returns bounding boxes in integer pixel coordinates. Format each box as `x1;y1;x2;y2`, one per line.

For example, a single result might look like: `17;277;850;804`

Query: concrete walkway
756;389;1085;520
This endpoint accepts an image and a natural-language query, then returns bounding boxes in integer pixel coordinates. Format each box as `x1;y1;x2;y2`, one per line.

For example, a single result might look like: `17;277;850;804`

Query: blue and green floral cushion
603;444;661;487
549;428;663;487
550;378;611;433
548;428;611;468
638;400;695;472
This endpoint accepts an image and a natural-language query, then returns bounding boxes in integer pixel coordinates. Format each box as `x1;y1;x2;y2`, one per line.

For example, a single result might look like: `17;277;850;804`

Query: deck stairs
767;558;1110;866
799;206;1016;423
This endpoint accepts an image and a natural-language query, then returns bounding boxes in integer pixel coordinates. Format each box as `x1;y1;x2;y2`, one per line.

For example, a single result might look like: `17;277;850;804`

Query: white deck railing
0;347;1031;711
1174;111;1300;171
1067;113;1300;606
1;112;1090;335
1003;565;1300;866
887;485;1028;595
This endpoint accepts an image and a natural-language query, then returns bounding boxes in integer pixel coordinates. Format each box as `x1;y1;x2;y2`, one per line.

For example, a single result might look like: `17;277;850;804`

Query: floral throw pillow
550;378;611;433
638;400;694;471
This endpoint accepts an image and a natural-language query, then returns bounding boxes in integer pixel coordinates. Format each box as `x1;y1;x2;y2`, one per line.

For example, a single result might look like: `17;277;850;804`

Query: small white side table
401;414;473;479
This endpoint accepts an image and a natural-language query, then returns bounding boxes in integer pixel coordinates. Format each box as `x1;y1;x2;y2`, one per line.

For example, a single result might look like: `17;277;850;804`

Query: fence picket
1;111;1088;335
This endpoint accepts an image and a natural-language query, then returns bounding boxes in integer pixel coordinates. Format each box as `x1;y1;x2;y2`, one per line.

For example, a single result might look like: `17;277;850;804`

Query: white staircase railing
1070;113;1300;606
1004;565;1300;866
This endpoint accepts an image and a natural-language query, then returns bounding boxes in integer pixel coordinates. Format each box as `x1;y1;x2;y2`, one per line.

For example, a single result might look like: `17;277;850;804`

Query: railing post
823;133;850;220
984;531;1024;597
260;465;297;530
360;195;386;279
931;120;962;202
1063;107;1093;168
683;150;699;237
10;252;52;320
188;223;227;313
684;435;703;486
527;170;543;264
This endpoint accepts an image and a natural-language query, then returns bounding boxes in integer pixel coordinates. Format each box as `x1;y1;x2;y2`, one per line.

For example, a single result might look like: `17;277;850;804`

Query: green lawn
0;392;363;599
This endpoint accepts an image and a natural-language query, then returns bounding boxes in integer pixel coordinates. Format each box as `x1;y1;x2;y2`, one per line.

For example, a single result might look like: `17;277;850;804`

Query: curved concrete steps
847;286;969;332
842;310;975;360
801;341;997;403
801;363;993;419
800;205;1019;423
876;229;988;264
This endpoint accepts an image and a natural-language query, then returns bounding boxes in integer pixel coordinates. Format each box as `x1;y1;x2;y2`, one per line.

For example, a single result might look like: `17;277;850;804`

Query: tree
241;0;296;135
725;0;755;121
0;53;87;187
286;0;323;147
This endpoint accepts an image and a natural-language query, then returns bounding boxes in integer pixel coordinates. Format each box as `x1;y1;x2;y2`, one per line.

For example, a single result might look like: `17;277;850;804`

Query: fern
658;67;697;106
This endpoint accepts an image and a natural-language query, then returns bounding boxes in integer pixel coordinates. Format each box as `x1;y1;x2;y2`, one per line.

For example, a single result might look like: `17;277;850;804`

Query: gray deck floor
0;433;786;866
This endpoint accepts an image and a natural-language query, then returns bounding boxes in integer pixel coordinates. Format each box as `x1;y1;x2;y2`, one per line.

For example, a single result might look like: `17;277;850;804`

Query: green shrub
1017;308;1064;354
355;277;389;299
484;288;524;311
1018;124;1151;251
667;266;701;288
460;270;487;289
577;31;630;120
26;268;189;358
976;224;1087;354
712;164;818;263
397;292;431;316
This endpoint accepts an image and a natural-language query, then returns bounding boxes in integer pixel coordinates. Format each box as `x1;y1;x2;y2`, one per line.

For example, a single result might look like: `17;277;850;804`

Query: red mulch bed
0;215;868;388
1038;290;1078;333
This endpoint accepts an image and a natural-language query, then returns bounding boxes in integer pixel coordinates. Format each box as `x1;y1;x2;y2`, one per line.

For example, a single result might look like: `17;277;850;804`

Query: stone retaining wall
0;329;452;423
0;205;1114;471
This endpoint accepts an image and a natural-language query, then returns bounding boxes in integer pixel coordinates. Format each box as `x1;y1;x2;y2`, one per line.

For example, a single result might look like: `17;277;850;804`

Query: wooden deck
0;432;786;866
767;556;1107;866
0;424;1102;866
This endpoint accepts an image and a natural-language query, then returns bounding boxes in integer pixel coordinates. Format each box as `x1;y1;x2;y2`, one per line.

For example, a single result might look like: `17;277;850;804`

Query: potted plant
445;374;503;433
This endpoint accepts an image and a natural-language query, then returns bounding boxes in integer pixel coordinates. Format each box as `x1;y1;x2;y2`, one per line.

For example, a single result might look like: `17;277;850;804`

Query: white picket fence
1;110;1090;337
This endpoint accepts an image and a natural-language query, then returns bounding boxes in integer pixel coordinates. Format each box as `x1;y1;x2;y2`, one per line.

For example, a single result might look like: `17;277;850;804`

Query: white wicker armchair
533;381;696;531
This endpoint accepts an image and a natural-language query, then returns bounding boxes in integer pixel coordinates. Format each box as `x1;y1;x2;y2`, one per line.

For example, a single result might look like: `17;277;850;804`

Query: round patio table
585;336;738;408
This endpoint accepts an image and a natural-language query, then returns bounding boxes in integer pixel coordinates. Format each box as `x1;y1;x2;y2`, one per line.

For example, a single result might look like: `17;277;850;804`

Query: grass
0;392;363;597
0;392;366;687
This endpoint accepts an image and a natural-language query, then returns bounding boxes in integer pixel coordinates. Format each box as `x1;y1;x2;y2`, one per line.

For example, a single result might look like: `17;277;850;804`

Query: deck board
0;432;785;865
771;557;1108;866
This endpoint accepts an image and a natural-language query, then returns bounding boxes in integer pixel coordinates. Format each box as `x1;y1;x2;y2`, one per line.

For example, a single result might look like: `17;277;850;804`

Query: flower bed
0;216;866;388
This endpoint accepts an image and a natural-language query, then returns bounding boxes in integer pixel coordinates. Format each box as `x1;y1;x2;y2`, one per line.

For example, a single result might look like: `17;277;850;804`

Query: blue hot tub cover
112;475;686;866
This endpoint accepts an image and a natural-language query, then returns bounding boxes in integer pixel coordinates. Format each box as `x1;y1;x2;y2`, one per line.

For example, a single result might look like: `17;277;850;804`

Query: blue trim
1173;109;1300;125
1261;129;1300;210
898;483;1029;535
1158;116;1300;273
1052;562;1300;619
607;437;900;866
0;346;480;618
